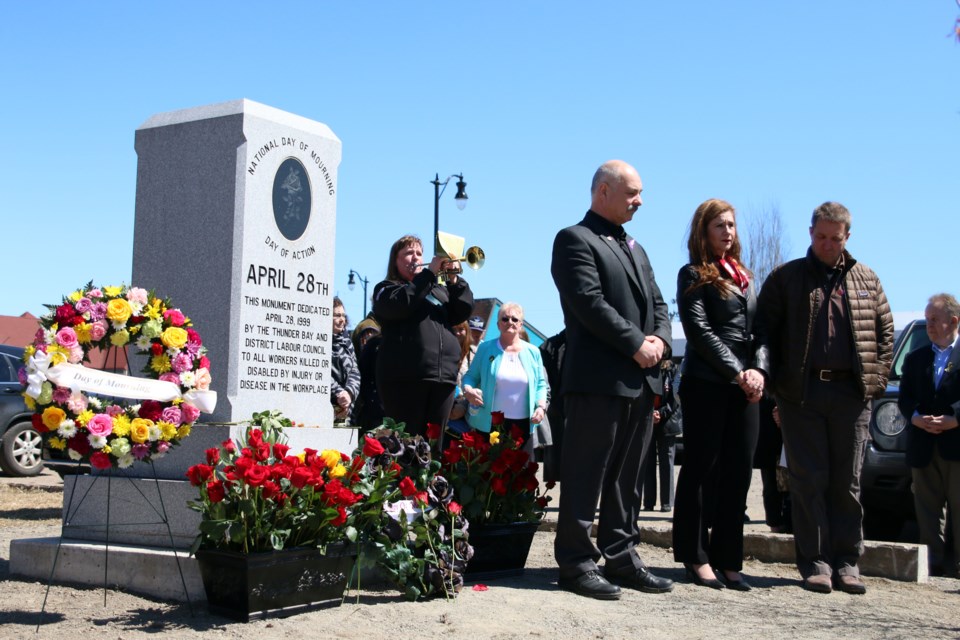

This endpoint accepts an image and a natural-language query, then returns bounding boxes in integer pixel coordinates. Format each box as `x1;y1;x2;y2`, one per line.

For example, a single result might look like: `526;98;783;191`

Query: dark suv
0;344;44;476
860;319;929;540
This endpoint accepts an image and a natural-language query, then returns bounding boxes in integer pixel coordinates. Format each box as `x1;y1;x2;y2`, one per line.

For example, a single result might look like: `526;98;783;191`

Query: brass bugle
417;246;485;271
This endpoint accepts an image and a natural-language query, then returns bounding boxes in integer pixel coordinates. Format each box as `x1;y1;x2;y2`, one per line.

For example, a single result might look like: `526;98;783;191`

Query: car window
890;323;930;382
0;354;16;383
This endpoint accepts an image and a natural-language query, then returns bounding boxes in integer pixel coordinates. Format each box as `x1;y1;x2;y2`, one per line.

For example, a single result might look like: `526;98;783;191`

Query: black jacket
372;270;474;386
898;343;960;467
551;211;671;397
677;264;768;384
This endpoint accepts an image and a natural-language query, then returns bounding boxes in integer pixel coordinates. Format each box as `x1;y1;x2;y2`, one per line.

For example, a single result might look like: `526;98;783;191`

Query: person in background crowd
351;313;381;357
330;297;360;424
373;234;474;439
672;199;767;592
462;302;548;446
754;392;791;533
759;201;893;595
898;293;960;578
642;359;678;513
551;160;673;600
353;323;384;434
468;315;486;350
447;320;474;437
540;330;566;483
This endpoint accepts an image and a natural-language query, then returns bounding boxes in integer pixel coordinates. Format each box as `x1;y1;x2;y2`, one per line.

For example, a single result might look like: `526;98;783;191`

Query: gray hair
591;162;624;195
811;201;852;232
499;302;524;321
928;293;960;319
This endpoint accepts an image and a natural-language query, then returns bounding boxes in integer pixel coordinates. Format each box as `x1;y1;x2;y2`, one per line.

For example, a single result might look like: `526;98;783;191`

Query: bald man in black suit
551;160;673;600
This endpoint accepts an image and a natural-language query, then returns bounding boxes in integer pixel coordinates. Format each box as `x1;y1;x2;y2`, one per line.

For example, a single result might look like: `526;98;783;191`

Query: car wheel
0;422;45;477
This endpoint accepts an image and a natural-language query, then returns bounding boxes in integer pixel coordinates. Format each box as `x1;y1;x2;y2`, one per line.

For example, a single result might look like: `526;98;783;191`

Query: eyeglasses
333;313;346;318
499;316;521;324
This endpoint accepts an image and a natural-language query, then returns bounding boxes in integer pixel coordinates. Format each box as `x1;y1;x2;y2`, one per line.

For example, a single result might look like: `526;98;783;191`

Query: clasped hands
736;369;764;404
633;335;665;368
463;387;545;424
912;413;959;434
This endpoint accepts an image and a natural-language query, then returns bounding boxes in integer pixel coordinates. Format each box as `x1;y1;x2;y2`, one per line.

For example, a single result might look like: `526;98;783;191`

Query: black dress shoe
684;564;725;590
558;570;622;600
719;572;753;592
606;567;674;593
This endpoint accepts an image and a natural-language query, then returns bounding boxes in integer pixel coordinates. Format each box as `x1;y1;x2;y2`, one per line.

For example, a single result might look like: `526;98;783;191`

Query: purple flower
52;386;71;404
89;302;107;321
74;297;94;316
171;353;193;374
17;366;27;386
132;444;151;460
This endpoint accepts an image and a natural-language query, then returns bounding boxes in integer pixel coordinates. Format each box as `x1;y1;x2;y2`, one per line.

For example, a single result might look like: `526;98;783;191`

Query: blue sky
2;2;957;338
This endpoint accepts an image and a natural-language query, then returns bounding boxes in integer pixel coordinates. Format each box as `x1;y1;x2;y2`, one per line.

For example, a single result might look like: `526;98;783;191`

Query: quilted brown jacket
757;249;894;404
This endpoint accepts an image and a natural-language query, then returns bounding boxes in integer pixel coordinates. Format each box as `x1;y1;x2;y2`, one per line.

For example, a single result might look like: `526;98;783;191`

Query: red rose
247;429;264;447
426;422;442;440
290;466;315;489
90;451;112;470
54;304;76;324
254;441;270;462
270;461;293;482
262;480;281;500
139;400;162;421
509;425;524;444
243;465;270;487
234;455;254;473
546;480;556;490
31;414;47;433
448;501;462;515
222;439;236;453
186;464;213;486
363;436;385;457
206;480;225;503
205;447;220;466
331;505;347;527
415;491;428;505
536;496;548;508
399;476;418;498
442;446;462;465
150;343;164;356
491;477;508;496
273;443;290;459
490;411;505;427
68;434;90;455
71;316;85;327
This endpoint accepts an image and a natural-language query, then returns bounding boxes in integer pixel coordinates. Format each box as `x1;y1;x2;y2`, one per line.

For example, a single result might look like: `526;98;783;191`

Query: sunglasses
499;316;521;324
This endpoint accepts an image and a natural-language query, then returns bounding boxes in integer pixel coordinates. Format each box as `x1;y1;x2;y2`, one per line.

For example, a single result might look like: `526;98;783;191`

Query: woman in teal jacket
462;302;548;435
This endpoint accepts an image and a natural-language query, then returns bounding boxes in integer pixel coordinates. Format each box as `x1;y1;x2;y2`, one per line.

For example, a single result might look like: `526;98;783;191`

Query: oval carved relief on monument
272;157;312;241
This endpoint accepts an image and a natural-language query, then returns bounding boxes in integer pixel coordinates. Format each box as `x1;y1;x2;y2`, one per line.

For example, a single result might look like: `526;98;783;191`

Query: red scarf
717;256;749;293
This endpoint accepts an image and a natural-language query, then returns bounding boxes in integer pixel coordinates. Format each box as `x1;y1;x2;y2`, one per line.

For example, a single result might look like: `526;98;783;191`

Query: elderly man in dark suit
898;293;960;577
551;160;673;600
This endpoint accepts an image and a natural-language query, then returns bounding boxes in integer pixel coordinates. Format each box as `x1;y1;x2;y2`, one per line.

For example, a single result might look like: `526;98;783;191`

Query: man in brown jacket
758;201;893;595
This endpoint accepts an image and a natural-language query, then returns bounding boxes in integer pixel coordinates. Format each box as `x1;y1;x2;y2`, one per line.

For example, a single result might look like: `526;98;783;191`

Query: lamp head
454;175;468;210
347;272;356;291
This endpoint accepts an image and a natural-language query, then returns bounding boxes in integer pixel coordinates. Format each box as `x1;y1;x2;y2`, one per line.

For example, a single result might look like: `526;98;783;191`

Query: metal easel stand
36;460;193;630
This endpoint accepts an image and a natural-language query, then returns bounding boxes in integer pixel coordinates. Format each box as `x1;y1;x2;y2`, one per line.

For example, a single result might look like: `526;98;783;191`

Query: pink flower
68;344;83;364
56;327;78;349
87;288;103;298
156;441;171;454
52;387;71;404
160;406;182;425
89;319;108;341
74;297;94;316
89;302;107;321
163;309;186;326
132;443;151;459
194;368;211;391
106;404;124;417
181;403;201;424
159;372;180;385
126;287;148;304
171;353;193;374
86;414;114;437
66;392;88;414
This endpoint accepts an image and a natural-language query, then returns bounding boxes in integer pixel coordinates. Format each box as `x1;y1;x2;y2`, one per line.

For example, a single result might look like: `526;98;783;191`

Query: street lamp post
431;172;468;250
347;269;370;317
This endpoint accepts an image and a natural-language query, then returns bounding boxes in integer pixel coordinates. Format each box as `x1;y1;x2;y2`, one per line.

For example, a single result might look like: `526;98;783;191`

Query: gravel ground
1;480;959;640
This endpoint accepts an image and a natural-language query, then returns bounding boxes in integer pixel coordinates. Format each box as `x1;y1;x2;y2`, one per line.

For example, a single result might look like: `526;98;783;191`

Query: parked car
0;344;44;476
860;319;930;541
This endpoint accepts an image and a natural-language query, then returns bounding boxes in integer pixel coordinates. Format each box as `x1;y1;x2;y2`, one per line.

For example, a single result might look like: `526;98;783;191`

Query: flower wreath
20;283;217;470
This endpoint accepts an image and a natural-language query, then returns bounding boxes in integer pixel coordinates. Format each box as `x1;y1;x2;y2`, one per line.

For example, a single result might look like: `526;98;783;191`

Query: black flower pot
465;521;540;580
195;544;357;622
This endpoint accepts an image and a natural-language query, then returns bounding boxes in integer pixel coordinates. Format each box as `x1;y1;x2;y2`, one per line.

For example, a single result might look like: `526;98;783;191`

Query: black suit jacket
898;343;960;467
551;211;671;398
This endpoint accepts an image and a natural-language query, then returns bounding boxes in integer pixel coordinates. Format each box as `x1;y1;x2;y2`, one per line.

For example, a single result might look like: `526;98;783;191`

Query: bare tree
742;202;790;288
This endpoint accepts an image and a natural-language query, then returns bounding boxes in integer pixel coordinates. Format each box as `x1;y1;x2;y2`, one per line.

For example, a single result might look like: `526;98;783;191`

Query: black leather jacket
677;264;768;384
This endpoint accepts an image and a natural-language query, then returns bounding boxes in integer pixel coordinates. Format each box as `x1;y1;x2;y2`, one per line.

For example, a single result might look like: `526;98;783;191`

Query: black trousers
376;379;455;439
672;375;758;571
642;425;676;509
554;389;654;578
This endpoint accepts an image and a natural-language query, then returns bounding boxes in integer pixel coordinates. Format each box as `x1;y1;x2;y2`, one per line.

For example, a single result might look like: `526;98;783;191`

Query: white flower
67;449;82;461
88;434;107;449
128;300;144;315
58;420;77;438
135;335;152;350
166;347;180;358
88;397;102;410
117;453;135;468
148;425;161;442
25;350;52;399
179;371;197;388
43;328;57;344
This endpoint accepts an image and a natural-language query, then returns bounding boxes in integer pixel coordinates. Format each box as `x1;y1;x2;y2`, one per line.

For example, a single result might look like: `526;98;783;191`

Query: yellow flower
103;286;123;297
150;354;172;373
319;449;341;470
489;431;500;445
130;418;154;444
42;407;66;430
74;322;92;343
177;424;191;438
158;421;178;441
144;299;163;320
106;298;132;324
48;436;67;450
68;290;83;302
112;415;131;437
23;394;36;411
110;330;130;347
24;344;35;359
330;464;346;478
160;327;188;350
76;410;94;427
102;445;112;455
296;452;306;463
46;344;69;365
